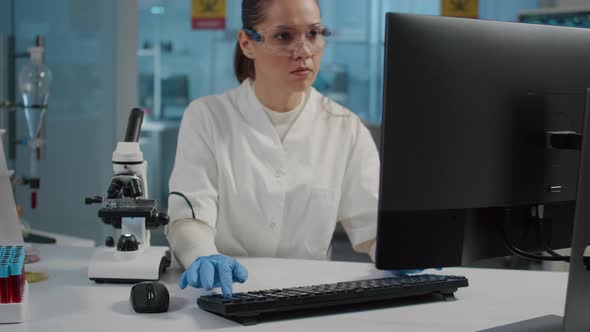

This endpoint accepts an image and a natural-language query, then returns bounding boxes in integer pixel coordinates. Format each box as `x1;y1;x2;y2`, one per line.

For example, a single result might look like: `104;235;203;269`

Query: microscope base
88;246;171;283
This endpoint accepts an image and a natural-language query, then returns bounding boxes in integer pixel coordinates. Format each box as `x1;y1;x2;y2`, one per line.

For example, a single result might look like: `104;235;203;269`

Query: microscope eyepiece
124;108;144;143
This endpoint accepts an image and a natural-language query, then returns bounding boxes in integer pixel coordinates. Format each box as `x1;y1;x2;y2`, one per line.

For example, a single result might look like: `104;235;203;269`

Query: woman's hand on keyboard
179;254;248;298
388;267;442;276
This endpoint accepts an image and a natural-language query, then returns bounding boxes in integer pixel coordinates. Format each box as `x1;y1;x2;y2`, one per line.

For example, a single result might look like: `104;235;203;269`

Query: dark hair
234;0;270;83
234;0;320;83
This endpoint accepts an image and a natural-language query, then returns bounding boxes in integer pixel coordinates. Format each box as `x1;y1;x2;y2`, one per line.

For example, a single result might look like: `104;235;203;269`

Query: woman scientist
166;0;379;297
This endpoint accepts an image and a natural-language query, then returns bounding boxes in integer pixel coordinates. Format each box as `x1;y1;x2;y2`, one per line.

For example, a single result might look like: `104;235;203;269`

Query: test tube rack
0;245;27;323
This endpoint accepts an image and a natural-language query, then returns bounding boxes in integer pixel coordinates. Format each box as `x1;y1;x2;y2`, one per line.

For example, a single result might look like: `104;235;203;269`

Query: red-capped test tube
8;246;25;303
0;246;11;304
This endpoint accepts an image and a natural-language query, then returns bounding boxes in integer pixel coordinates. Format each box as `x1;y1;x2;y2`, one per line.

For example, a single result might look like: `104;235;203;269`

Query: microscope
85;108;170;283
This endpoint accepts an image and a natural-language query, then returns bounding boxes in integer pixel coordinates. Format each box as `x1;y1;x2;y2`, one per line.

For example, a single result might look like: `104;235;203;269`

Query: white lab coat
167;79;379;266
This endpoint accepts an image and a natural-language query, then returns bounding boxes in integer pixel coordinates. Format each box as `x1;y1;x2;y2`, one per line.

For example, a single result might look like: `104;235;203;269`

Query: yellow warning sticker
192;0;226;30
441;0;479;18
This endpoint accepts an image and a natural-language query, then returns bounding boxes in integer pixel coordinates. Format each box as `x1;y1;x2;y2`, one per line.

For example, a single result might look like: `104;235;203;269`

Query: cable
534;207;590;266
169;191;196;219
500;208;569;262
534;205;567;259
502;236;569;262
501;206;590;266
536;222;566;258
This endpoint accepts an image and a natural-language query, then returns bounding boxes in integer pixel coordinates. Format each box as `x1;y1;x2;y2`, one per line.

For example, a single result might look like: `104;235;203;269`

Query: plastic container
0;282;27;323
0;246;24;304
0;246;27;324
24;243;40;264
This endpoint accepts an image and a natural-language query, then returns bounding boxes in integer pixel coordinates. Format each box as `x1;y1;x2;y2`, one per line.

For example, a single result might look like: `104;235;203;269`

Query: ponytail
234;41;256;83
234;0;270;83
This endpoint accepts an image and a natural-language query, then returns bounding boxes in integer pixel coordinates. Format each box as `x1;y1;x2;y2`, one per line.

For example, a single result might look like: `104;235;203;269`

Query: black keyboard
197;274;469;325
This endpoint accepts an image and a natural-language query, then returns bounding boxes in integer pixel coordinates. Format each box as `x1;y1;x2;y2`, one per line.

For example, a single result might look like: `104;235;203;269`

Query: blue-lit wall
138;0;540;126
8;0;120;242
0;1;10;34
479;0;540;21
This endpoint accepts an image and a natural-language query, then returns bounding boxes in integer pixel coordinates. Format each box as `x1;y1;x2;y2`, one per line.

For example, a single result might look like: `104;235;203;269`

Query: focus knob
85;196;103;205
116;234;139;252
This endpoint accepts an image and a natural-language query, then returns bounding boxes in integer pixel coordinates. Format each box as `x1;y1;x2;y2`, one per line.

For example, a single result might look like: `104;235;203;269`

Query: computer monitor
376;13;590;331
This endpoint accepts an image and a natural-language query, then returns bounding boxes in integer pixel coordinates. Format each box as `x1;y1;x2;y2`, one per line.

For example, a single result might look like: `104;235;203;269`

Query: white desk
2;245;567;332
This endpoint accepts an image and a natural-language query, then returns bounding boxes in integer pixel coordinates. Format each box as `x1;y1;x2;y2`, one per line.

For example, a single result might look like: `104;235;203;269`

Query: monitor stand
481;315;561;332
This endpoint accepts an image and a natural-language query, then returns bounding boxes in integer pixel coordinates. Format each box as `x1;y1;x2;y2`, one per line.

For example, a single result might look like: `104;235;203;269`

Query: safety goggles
243;25;332;57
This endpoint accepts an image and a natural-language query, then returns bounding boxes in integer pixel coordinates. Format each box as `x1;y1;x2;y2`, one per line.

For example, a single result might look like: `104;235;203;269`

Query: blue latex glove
389;268;443;277
179;254;248;298
389;269;424;276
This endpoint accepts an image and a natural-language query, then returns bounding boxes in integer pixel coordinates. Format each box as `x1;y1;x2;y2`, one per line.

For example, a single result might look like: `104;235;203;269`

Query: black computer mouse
130;281;169;313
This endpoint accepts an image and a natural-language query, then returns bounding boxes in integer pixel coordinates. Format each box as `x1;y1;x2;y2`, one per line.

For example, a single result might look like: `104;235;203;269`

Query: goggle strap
243;28;263;42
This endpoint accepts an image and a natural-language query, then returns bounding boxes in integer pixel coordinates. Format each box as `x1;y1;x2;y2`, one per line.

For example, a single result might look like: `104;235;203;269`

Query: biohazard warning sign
192;0;226;30
441;0;478;18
